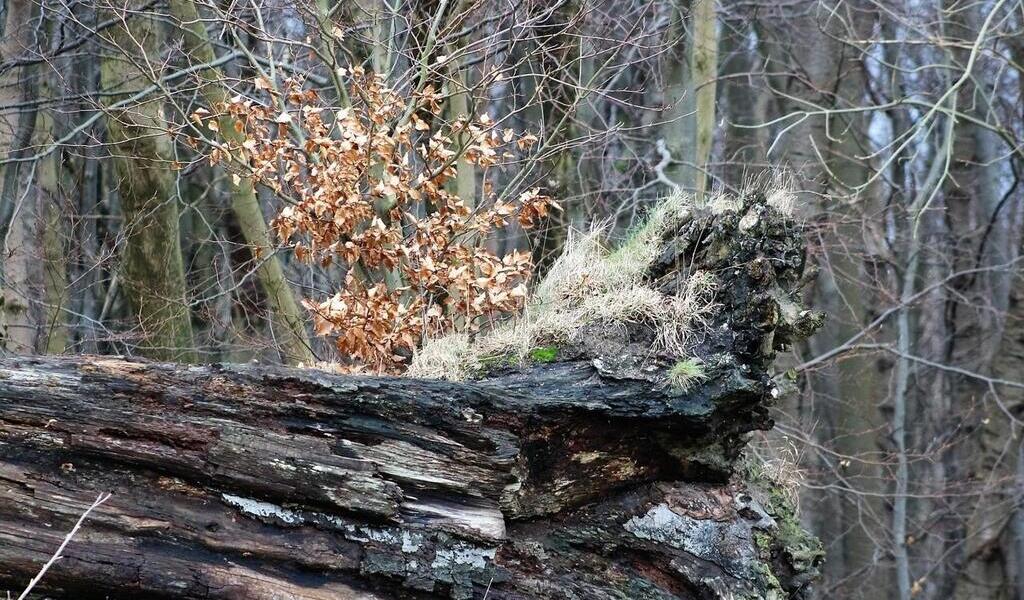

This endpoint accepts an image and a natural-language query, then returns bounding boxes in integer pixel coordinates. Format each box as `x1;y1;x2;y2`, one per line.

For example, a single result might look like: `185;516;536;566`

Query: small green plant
668;358;707;392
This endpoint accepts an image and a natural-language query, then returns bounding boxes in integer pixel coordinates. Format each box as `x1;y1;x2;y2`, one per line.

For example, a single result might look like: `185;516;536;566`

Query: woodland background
1;0;1023;598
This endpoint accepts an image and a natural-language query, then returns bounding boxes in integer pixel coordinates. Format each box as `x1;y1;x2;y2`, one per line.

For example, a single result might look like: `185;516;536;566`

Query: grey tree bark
661;0;717;199
0;0;41;354
100;6;197;363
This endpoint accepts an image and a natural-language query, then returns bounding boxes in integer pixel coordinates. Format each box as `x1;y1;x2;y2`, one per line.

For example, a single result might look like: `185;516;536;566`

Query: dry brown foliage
195;69;553;373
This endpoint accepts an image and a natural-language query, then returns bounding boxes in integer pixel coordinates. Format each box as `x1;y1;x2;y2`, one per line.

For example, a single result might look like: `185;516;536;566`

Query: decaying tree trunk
0;198;823;599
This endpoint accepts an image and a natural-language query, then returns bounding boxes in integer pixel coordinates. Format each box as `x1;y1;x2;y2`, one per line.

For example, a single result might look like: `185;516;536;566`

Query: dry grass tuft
405;333;478;380
408;192;723;380
708;194;743;215
740;170;798;217
766;188;797;217
657;271;719;355
749;434;806;511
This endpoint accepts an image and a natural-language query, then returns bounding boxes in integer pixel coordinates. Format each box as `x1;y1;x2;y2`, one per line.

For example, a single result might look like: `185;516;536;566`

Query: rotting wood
0;195;823;599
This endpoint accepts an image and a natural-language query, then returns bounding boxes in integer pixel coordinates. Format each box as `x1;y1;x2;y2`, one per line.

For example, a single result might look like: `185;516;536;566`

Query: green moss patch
529;346;559;362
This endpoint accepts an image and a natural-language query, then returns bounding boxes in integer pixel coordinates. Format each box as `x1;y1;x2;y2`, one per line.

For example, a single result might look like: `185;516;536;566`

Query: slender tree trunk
168;0;314;365
61;2;104;355
1009;31;1024;600
759;3;886;595
355;0;398;76
100;7;197;363
1014;440;1024;600
526;0;585;275
891;241;920;600
935;5;1017;595
444;63;477;208
718;11;765;187
33;66;69;354
39;196;67;354
690;0;717;199
0;0;40;354
662;0;717;199
661;0;692;192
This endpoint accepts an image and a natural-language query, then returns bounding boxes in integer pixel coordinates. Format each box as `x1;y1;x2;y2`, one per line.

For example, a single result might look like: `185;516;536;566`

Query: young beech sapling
196;70;553;373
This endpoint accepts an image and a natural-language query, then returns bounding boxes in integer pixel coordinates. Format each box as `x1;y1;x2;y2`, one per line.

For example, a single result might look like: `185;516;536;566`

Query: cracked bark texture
0;195;822;599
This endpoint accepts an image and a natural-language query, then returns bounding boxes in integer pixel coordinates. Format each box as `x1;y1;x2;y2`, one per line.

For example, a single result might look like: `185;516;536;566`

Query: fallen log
0;195;823;599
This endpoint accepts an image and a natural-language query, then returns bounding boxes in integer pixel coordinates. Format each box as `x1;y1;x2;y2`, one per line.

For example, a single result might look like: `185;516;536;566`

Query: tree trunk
0;197;822;599
0;355;815;600
717;8;768;187
689;0;717;200
0;0;41;354
662;0;717;199
755;3;886;594
101;5;197;363
168;0;315;365
444;63;477;209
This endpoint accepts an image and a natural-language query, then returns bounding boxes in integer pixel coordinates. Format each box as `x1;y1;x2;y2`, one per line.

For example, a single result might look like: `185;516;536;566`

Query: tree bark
167;0;315;365
101;5;197;363
0;197;823;599
662;0;717;199
0;0;41;354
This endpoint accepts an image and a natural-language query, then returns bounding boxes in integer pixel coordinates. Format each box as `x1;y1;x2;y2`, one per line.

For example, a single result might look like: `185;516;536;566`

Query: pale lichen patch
430;544;497;571
0;367;80;388
624;503;762;581
402;531;423;553
221;493;303;525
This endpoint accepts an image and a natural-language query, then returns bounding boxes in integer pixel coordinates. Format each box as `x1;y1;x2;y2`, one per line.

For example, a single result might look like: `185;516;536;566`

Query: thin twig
16;492;111;600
